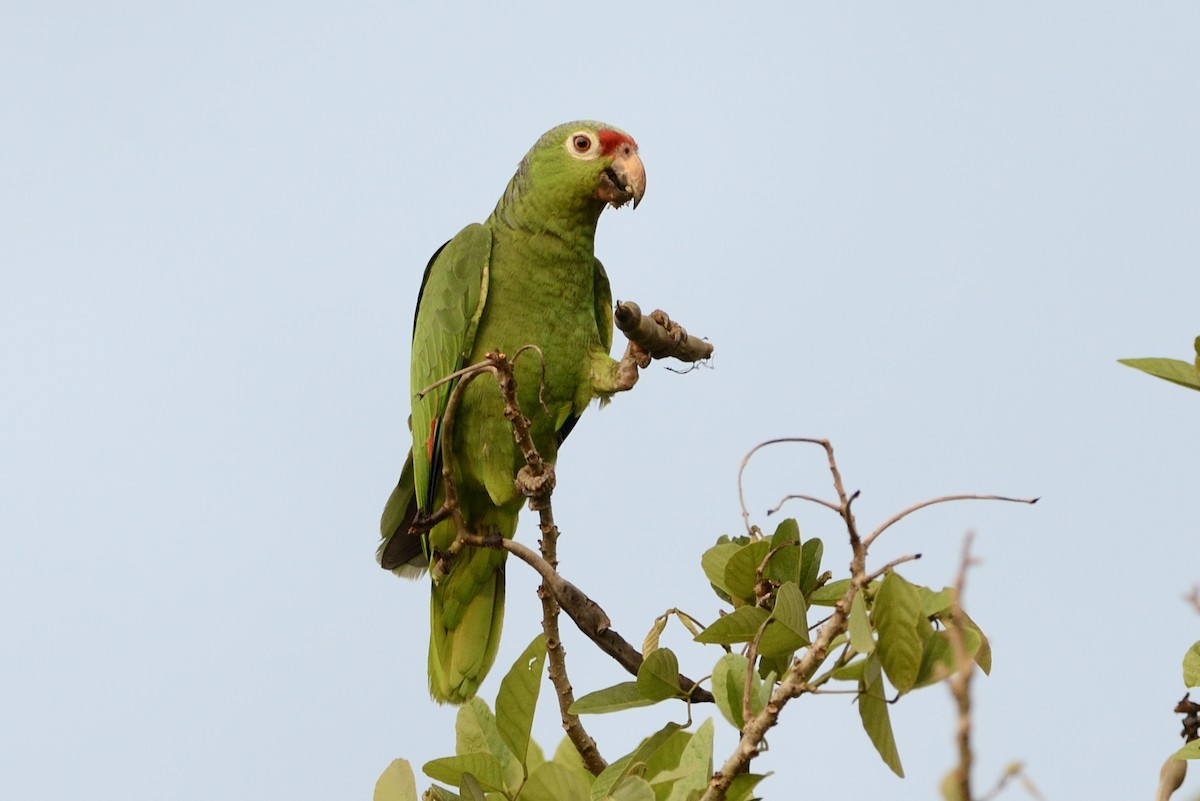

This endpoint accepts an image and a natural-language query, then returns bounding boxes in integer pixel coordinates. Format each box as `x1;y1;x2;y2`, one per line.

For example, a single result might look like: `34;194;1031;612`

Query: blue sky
3;3;1199;799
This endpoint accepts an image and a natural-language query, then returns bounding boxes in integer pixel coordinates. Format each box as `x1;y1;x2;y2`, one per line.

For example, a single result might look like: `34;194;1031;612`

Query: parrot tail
427;536;507;704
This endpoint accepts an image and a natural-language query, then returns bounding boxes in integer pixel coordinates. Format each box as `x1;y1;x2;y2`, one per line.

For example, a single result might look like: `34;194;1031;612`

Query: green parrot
378;121;647;704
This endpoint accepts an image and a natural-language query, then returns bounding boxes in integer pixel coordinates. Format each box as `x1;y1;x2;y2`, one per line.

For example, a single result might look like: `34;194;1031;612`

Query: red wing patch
426;418;438;462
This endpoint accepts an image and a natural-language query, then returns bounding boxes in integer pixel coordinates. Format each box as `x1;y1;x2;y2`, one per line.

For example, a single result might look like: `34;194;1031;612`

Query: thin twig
743;615;772;727
863;494;1038;550
864;553;923;583
945;533;979;801
736;438;830;536
766;493;842;516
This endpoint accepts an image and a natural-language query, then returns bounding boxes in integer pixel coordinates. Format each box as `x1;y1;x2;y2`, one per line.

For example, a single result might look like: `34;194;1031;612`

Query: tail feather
429;549;506;704
378;452;425;577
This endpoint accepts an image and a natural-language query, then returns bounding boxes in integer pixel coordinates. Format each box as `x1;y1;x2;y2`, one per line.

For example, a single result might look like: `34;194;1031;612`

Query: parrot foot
515;463;556;509
429;548;453;583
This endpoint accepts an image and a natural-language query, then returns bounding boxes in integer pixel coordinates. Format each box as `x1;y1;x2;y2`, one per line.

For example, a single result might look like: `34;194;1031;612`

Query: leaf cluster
374;631;761;801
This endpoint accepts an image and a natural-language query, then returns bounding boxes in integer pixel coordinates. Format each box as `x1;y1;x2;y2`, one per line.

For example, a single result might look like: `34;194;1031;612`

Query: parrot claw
515;464;556;508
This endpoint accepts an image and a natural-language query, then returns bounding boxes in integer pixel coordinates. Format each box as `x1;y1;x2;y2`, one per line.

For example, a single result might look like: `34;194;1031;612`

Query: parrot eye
564;131;600;160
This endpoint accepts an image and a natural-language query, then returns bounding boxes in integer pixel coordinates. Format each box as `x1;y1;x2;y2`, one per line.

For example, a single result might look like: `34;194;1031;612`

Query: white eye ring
565;131;600;160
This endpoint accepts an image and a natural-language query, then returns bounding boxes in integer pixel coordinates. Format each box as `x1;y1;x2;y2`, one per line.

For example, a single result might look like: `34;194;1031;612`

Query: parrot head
496;121;647;223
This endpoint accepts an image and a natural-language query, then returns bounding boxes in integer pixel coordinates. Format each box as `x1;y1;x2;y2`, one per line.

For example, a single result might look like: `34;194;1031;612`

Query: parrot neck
488;181;603;255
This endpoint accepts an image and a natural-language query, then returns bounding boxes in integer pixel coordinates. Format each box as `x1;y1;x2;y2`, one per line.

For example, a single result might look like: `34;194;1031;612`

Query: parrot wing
556;256;614;446
378;224;491;572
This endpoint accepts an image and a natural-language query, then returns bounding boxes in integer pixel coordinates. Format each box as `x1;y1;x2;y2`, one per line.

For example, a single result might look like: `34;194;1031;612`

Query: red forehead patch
598;129;637;156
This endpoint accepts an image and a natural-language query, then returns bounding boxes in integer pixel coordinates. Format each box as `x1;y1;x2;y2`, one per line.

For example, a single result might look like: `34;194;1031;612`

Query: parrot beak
598;149;646;209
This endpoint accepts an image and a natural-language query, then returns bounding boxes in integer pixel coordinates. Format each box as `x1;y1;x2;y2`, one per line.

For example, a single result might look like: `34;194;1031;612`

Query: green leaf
522;762;590;801
591;754;635;801
422;786;461;801
849;588;874;654
593;721;683;799
724;540;771;605
1184;641;1200;687
858;655;904;777
571;682;661;714
495;634;547;768
554;736;587;771
764;518;801;585
664;719;713;801
914;631;954;689
454;698;519;791
423;754;508;794
594;724;685;800
810;578;852;607
637;647;683;700
374;759;419;801
798;538;824;598
642;729;692;784
1119;357;1200;391
711;653;747;729
872;572;924;694
757;651;794;681
954;609;992;675
552;737;595;791
701;542;741;600
608;775;655;801
758;581;809;656
831;657;866;682
458;772;486;801
1174;739;1200;760
727;772;771;801
711;654;765;729
526;738;546;774
918;586;956;617
694;606;769;646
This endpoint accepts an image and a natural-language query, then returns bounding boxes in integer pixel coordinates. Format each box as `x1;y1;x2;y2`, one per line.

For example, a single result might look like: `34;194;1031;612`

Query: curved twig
863;494;1039;549
736;438;830;535
767;493;842;517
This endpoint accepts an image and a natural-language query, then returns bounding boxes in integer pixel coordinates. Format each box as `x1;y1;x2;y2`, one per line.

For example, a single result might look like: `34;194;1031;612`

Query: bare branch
766;492;843;516
864;552;923;583
863;494;1038;550
463;532;714;704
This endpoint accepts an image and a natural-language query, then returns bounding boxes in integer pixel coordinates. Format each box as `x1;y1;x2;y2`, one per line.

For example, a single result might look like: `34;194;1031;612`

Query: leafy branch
701;439;1036;800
